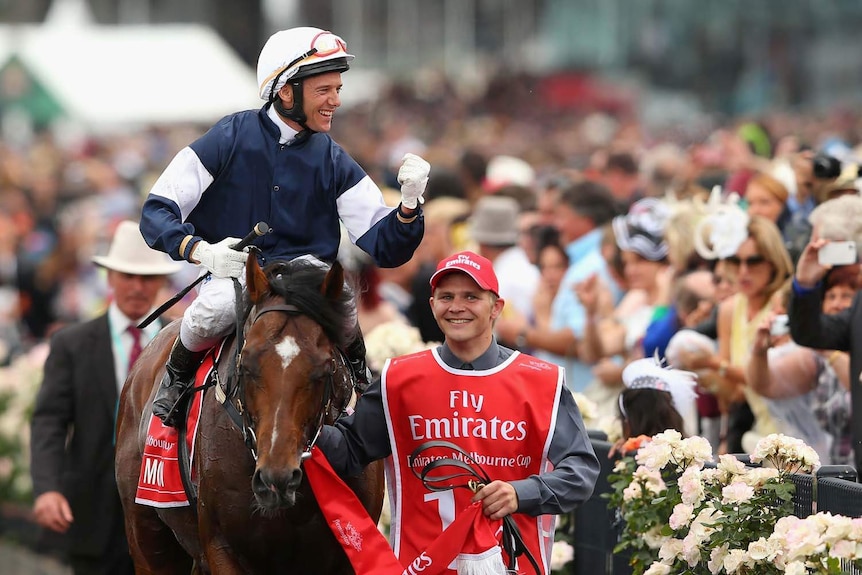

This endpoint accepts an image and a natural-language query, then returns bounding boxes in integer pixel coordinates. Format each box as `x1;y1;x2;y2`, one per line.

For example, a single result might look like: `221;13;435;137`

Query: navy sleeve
789;282;854;352
355;208;425;268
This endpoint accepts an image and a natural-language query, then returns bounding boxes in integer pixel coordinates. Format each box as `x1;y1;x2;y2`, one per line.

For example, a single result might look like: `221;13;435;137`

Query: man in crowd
789;229;862;473
522;180;623;391
317;250;599;573
30;221;180;575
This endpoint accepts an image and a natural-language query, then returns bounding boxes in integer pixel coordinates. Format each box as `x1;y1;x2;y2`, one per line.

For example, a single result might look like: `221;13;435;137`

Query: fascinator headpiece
620;353;698;417
693;186;750;260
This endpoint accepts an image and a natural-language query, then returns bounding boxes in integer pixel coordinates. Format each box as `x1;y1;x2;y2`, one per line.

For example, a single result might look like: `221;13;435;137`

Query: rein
408;440;543;575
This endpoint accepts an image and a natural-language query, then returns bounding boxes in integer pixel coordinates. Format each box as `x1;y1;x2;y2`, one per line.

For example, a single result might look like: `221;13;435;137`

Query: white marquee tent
0;0;384;133
0;21;261;130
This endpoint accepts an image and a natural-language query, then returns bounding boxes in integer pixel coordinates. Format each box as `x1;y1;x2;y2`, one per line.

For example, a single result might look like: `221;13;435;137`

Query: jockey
141;27;428;428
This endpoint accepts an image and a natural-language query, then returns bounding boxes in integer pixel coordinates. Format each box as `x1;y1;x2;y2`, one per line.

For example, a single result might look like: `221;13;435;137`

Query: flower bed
0;344;47;505
607;430;862;575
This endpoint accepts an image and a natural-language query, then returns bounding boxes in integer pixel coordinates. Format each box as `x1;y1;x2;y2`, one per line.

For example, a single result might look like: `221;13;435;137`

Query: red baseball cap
429;251;499;296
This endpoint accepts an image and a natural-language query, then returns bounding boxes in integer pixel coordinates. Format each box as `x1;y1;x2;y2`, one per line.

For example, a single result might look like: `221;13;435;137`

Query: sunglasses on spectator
725;255;767;267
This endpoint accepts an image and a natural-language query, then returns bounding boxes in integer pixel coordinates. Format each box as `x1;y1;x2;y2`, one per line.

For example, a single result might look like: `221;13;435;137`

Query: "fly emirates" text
407;390;527;441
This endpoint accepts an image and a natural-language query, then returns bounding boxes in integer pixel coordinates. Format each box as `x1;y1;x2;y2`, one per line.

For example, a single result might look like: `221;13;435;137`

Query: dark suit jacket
30;313;132;558
789;285;862;472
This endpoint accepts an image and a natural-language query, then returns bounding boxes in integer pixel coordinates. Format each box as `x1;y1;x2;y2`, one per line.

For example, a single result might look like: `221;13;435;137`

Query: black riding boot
345;328;372;393
152;338;206;428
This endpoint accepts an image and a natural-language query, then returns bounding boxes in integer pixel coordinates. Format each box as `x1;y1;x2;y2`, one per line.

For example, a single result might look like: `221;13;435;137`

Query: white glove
397;153;430;210
192;237;249;278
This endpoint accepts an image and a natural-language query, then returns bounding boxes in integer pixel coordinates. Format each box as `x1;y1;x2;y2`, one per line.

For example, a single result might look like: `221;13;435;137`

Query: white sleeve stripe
148;147;215;221
336;175;394;243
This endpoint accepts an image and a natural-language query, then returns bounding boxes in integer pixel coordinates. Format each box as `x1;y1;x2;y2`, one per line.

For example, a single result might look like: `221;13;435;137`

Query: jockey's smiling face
300;71;343;133
279;71;343;134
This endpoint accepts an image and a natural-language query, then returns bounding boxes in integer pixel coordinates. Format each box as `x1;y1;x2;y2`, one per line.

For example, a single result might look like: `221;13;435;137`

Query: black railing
570;439;621;574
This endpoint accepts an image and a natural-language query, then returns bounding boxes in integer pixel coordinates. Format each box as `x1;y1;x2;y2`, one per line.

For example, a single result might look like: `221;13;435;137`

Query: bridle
229;300;337;463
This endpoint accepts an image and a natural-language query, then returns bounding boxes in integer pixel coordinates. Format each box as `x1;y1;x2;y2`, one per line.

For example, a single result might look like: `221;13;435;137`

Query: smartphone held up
818;240;857;267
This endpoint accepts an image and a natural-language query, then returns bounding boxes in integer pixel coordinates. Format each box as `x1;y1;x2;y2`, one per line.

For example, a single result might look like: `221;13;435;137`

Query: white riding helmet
257;27;355;102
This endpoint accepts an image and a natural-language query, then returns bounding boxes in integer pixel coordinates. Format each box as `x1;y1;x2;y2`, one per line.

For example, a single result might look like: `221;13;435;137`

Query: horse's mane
258;259;352;348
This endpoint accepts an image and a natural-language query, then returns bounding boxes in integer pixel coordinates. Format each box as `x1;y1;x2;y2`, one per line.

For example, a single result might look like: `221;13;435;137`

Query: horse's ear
321;260;344;302
246;255;269;304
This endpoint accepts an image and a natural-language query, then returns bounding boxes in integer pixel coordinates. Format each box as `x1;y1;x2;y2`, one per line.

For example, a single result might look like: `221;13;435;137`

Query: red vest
381;348;561;574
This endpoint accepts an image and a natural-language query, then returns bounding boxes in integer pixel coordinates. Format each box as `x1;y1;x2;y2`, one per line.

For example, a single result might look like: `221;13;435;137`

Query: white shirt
108;303;162;393
493;246;540;318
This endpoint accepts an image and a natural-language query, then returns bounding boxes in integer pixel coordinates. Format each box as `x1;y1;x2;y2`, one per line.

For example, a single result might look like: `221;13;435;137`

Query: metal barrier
817;474;862;575
571;440;631;575
818;475;862;516
571;438;861;575
791;473;814;518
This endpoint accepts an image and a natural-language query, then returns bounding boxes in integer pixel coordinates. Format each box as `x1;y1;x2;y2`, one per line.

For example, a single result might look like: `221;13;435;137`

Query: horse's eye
307;368;328;385
239;363;259;380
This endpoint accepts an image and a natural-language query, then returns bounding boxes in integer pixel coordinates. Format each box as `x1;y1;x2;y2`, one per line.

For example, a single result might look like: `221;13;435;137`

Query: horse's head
240;256;353;510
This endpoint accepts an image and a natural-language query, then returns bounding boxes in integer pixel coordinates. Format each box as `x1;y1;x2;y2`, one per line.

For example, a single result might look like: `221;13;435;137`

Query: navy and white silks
140;104;424;350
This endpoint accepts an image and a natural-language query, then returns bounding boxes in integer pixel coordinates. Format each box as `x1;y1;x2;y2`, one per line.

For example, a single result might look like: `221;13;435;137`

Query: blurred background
3;0;862;130
1;0;862;573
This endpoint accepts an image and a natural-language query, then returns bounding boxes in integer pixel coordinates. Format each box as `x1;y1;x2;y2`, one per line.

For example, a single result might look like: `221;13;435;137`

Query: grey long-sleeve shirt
317;339;600;516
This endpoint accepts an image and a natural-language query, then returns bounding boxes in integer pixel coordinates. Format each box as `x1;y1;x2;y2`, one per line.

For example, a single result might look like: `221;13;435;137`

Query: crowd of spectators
3;71;862;475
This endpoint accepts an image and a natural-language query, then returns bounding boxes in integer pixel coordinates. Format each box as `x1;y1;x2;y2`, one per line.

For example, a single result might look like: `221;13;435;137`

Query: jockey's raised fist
397;153;430;210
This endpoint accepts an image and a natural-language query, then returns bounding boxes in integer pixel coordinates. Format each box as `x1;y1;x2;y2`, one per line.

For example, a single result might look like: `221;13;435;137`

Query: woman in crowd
675;215;793;453
530;236;570;332
745;172;791;233
575;199;673;419
578;199;672;366
746;264;857;465
612;355;695;456
494;233;581;355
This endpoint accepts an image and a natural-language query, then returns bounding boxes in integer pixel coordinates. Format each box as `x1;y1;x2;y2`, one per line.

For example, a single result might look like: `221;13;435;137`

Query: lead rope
408;440;542;575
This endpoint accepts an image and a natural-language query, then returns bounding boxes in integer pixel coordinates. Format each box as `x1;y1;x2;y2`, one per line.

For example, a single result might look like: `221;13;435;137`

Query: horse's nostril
254;467;302;495
251;469;267;495
287;467;302;491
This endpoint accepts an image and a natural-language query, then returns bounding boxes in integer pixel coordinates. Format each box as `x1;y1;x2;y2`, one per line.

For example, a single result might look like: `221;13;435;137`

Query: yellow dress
730;295;779;440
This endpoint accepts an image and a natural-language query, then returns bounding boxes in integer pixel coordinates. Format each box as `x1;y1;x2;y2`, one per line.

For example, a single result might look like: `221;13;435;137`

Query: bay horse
115;256;384;574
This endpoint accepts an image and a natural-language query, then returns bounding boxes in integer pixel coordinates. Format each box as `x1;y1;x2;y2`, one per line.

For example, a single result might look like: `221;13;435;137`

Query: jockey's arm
141;146;213;261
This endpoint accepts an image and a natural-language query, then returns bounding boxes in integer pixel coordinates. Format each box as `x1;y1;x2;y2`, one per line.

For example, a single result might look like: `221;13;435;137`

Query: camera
812;154;842;179
770;314;790;337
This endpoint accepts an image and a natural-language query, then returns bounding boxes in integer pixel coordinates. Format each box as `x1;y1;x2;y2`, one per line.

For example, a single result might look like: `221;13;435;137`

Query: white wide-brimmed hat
91;220;182;276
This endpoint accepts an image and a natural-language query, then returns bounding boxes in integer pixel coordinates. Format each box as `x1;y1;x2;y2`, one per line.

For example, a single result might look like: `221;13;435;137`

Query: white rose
643;562;671;575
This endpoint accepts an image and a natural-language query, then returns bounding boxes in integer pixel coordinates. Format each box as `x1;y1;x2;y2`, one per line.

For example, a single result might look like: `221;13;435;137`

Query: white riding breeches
179;256;358;353
180;273;243;352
